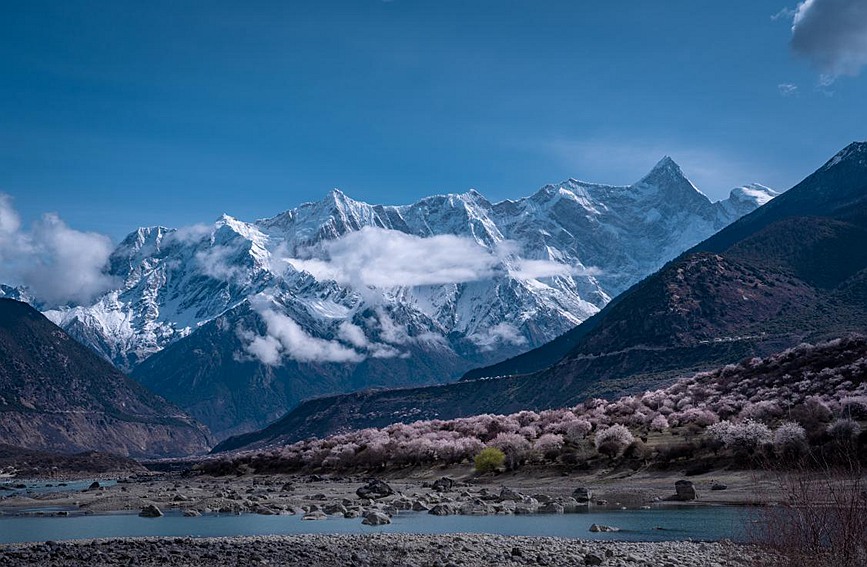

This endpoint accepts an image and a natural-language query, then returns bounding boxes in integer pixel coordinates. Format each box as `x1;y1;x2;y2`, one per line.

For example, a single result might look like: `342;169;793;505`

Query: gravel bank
0;533;767;566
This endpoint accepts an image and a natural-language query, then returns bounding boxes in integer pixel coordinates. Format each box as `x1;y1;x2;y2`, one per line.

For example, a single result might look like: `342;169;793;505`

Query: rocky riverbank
0;466;769;520
0;533;768;566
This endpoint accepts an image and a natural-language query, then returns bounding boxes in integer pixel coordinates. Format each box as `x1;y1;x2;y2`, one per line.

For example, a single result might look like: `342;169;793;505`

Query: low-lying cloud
241;297;364;365
791;0;867;80
0;194;116;306
283;226;597;291
285;227;499;289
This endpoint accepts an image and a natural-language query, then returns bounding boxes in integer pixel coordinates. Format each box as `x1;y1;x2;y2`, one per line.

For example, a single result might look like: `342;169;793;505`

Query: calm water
0;505;752;545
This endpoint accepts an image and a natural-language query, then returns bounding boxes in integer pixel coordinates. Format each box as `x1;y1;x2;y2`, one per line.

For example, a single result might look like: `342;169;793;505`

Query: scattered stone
302;510;327;520
428;504;455;516
182;509;201;517
584;552;605;565
711;483;728;491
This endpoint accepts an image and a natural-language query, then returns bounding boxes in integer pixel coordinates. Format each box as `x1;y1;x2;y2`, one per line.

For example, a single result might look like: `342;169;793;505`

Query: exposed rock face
0;299;211;458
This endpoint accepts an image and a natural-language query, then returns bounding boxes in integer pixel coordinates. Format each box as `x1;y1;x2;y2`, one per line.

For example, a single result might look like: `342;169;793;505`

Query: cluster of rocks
0;533;768;566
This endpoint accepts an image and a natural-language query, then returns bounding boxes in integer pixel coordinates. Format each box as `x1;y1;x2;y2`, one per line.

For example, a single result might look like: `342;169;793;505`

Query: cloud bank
285;227;499;289
0;195;116;306
791;0;867;79
284;226;595;292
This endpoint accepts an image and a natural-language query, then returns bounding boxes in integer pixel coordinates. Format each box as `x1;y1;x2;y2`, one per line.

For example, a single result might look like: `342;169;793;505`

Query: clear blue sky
1;1;865;239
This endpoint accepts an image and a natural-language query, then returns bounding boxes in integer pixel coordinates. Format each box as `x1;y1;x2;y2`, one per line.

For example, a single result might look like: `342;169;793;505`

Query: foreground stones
0;534;768;566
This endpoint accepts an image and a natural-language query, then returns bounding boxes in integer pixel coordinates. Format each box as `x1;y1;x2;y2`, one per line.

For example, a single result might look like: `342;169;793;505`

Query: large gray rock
428;504;455;516
362;511;392;526
138;505;163;518
675;480;697;501
589;524;620;532
572;487;593;503
302;510;327;520
499;487;524;502
432;477;455;492
356;479;394;500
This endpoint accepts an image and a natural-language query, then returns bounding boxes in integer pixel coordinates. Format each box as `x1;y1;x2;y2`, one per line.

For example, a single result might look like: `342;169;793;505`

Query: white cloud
791;0;867;80
284;226;499;289
0;194;117;306
337;320;370;348
165;223;212;245
777;83;799;96
195;245;245;282
469;322;528;352
242;297;364;365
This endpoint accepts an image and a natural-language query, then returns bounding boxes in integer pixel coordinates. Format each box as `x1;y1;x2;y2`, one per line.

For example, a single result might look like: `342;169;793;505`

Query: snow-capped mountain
40;158;775;438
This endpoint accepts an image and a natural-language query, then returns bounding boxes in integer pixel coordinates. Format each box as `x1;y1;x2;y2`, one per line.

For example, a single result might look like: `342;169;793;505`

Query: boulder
432;477;455;492
302;510;327;520
412;500;430;512
498;487;523;502
572;487;592;503
182;509;201;517
675;480;697;501
356;479;394;500
538;502;565;514
428;504;455;516
138;505;163;518
584;552;605;565
459;499;491;516
361;511;392;526
589;524;619;533
87;481;101;491
711;483;728;491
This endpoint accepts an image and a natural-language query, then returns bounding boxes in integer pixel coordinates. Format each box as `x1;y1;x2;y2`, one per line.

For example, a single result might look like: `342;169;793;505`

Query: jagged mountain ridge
0;299;211;457
40;159;774;439
213;142;867;451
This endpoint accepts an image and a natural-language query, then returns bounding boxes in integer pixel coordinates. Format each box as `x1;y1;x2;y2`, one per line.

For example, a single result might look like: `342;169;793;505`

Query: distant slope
0;299;211;457
216;141;867;452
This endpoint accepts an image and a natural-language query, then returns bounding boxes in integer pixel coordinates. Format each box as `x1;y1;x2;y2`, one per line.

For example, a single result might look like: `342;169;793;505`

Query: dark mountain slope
0;299;211;457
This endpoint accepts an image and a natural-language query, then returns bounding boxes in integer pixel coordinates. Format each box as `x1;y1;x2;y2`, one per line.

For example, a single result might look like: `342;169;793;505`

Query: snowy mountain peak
728;184;779;207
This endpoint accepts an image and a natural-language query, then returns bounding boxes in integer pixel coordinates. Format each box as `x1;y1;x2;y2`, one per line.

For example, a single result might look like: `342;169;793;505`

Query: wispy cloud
240;296;364;365
777;83;799;96
0;194;117;306
790;0;867;82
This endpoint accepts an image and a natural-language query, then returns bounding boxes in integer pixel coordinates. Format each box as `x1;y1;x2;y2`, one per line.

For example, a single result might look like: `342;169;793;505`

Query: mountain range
5;158;774;441
0;299;211;457
213;141;867;453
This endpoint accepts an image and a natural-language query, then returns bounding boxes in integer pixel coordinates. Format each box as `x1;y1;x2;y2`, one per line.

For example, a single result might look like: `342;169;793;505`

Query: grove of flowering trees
207;336;867;474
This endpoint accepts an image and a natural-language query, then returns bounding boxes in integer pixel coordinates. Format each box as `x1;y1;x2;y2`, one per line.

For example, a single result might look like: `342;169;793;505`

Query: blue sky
1;1;865;239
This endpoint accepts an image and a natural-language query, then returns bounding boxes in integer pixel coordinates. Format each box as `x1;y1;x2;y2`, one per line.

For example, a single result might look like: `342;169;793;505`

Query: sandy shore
0;533;768;566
